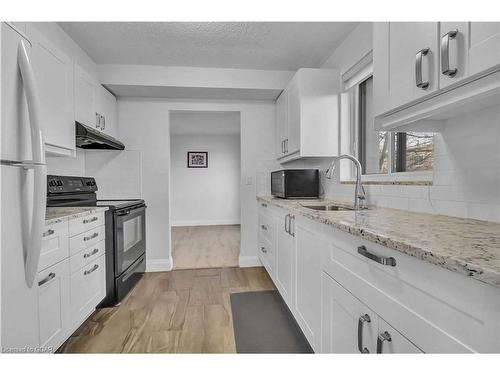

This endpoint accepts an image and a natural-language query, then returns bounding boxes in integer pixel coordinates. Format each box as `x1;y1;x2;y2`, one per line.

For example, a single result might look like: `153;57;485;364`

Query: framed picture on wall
187;151;208;168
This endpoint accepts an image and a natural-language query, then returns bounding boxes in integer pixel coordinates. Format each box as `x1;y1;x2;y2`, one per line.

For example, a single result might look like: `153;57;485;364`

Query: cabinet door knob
415;47;430;89
83;232;99;241
441;29;458;77
84;264;99;276
377;331;392;354
358;314;371;354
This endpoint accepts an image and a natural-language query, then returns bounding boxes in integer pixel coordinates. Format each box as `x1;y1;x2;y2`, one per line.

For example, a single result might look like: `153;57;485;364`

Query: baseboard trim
239;255;262;268
171;219;241;227
146;256;173;272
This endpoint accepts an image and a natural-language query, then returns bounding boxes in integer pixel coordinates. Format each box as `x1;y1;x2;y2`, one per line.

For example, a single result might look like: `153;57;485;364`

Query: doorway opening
169;111;241;270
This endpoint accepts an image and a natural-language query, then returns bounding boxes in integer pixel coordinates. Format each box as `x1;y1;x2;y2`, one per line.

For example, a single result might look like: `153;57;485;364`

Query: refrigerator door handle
17;39;47;288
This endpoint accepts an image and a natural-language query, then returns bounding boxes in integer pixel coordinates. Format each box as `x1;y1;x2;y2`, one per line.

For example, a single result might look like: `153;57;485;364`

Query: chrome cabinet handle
415;47;430;89
95;112;100;128
261;246;267;254
261;203;267;208
83;232;99;241
43;229;54;237
83;216;98;224
261;224;268;231
84;248;99;258
284;214;290;234
441;29;458;77
84;264;99;275
358;314;371;354
281;140;285;154
358;246;396;266
101;115;105;130
38;272;56;286
377;331;392;354
289;215;295;237
285;139;288;153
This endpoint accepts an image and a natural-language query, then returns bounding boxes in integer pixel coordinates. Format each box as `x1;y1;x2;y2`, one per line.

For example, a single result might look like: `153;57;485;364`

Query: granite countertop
45;206;108;225
257;196;500;288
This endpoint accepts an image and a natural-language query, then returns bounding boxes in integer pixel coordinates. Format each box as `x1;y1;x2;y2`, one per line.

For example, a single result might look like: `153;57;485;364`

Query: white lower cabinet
70;254;106;331
38;212;107;351
293;217;323;351
275;211;294;307
257;200;500;353
37;259;71;351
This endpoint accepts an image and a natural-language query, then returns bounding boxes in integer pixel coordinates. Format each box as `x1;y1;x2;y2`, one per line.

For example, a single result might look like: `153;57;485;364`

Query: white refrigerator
1;22;47;351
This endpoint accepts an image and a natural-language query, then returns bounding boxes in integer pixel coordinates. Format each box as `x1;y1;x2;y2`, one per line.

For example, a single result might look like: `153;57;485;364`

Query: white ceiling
59;22;359;70
170;111;240;135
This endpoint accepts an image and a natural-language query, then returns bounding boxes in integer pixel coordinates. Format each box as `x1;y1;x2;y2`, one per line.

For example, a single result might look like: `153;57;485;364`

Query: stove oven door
114;204;146;276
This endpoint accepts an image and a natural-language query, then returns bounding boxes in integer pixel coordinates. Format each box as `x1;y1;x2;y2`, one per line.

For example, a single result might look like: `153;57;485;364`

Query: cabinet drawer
258;211;275;243
258;234;275;277
69;225;105;256
322;227;499;352
70;239;105;274
40;221;69;271
69;211;104;237
70;254;105;330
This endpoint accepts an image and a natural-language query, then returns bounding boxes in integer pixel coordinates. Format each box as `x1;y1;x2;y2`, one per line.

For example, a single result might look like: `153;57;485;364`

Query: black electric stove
47;175;146;306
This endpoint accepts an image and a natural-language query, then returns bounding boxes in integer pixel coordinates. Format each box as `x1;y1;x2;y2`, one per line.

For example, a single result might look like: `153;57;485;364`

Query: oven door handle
116;205;146;217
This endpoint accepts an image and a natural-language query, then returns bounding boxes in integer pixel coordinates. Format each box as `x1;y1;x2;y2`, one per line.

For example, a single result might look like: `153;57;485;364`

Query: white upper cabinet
74;63;98;130
388;22;440;109
28;25;75;156
75;64;118;138
275;68;340;162
96;85;118;138
468;22;500;76
374;22;500;131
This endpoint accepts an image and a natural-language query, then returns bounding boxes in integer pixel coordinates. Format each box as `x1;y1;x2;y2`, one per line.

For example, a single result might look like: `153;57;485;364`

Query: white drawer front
70;254;105;330
258;234;275;277
258;211;275;244
69;211;104;237
40;221;69;271
70;239;105;274
69;225;105;256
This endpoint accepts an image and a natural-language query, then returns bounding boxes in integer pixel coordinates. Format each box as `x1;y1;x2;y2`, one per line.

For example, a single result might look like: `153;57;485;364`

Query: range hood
75;122;125;150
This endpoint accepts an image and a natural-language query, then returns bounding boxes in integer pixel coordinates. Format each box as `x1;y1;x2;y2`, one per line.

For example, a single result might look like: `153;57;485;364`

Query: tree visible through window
357;76;433;175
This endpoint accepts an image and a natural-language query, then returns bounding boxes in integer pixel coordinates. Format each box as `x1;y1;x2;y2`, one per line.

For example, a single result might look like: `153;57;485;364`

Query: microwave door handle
17;40;47;288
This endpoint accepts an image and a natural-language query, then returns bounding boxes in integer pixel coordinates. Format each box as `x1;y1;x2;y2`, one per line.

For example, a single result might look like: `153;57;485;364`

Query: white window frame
339;58;433;184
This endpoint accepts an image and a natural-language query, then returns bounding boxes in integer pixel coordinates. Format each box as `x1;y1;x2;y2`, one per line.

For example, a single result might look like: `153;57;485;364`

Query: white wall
170;134;241;226
117;98;280;271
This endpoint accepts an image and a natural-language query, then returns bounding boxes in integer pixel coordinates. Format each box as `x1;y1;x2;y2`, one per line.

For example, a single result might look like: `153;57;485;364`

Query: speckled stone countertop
257;196;500;288
45;207;108;225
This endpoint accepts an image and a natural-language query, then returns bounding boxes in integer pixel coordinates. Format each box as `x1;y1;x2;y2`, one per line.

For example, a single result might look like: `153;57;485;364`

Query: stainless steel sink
301;204;356;211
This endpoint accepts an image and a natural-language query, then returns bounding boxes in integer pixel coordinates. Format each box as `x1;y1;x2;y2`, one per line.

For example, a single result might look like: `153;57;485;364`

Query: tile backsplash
284;105;500;223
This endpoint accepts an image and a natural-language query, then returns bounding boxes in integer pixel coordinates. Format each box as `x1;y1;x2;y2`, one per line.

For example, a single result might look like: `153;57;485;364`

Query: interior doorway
169;111;241;269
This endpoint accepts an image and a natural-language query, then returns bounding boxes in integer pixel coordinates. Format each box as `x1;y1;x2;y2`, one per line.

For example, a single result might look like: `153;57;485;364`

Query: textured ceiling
170;111;240;135
59;22;359;70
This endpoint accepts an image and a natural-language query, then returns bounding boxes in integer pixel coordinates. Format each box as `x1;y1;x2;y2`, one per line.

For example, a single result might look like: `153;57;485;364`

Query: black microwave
271;169;319;199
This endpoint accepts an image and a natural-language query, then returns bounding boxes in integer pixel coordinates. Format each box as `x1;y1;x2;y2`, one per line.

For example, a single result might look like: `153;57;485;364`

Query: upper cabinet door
28;25;75;156
468;22;500;77
286;75;301;156
275;90;288;159
96;85;118;138
388;22;440;110
74;63;98;130
439;22;469;89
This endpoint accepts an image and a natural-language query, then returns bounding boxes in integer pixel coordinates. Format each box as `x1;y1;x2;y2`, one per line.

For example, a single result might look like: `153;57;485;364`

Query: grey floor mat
230;290;314;353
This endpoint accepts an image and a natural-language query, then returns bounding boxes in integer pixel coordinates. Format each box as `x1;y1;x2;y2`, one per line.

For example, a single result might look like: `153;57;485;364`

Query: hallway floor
59;267;275;353
171;225;240;270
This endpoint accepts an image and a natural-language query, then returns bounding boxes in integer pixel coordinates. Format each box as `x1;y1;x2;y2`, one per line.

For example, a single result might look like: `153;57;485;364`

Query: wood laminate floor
171;225;240;270
59;267;275;353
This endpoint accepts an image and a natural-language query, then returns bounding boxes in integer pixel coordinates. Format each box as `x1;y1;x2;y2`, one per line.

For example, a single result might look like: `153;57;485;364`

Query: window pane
393;132;434;172
359;76;389;174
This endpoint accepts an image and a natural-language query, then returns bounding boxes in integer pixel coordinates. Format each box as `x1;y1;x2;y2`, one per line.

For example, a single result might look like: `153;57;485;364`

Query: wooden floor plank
59;266;275;353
